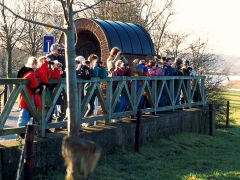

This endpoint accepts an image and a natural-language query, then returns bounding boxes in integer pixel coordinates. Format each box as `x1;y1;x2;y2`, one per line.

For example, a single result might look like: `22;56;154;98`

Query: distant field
222;80;240;89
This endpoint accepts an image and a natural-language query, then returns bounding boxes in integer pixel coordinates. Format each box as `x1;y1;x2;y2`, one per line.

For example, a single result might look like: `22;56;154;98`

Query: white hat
75;56;85;61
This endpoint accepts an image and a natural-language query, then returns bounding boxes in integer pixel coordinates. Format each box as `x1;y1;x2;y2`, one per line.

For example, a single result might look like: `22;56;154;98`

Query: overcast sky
173;0;240;57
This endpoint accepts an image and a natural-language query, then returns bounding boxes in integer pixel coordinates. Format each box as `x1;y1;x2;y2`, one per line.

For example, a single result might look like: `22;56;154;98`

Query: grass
34;90;240;180
93;130;240;180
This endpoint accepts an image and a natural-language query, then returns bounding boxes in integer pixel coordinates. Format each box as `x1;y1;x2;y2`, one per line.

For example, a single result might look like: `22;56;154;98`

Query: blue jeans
18;108;31;126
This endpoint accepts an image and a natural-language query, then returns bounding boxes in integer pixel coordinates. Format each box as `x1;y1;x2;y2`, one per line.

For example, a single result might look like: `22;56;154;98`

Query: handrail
0;76;206;136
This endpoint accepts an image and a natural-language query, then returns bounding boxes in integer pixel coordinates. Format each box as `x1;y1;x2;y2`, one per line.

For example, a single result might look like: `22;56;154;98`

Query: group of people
106;47;196;121
17;44;196;138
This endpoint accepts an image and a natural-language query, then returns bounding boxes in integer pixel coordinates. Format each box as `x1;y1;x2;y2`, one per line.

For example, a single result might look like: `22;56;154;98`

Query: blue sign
43;36;54;53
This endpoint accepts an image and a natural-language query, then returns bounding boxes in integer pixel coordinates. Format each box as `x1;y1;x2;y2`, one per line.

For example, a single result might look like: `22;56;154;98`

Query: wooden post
24;125;34;180
62;136;102;180
209;104;213;136
135;110;142;152
226;101;230;127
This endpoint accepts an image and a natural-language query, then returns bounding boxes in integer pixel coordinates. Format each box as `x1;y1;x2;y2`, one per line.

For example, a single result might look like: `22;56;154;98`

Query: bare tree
0;0;131;138
159;31;190;57
0;0;25;78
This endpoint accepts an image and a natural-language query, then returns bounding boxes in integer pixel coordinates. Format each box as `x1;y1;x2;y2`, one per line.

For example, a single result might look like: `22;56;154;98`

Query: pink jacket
147;67;163;76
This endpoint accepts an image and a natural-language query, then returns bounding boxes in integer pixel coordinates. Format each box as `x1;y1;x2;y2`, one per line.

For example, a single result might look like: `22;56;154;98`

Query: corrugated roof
92;19;155;55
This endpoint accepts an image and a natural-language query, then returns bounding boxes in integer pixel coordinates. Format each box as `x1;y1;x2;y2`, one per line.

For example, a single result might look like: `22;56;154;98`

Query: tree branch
0;2;66;32
74;0;105;14
59;0;71;28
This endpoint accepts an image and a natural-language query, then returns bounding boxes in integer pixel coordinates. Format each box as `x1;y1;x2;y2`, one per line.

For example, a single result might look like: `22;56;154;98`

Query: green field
34;91;240;180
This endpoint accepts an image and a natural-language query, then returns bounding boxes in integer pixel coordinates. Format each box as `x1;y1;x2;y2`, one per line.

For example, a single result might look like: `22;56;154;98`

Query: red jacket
37;60;60;79
17;67;41;109
47;68;61;78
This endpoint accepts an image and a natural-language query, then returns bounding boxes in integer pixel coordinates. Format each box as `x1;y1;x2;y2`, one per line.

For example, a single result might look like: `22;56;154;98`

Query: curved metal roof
92;19;155;55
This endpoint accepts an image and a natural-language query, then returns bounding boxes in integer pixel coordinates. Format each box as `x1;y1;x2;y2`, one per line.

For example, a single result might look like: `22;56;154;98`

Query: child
111;60;133;123
17;57;43;137
147;61;163;76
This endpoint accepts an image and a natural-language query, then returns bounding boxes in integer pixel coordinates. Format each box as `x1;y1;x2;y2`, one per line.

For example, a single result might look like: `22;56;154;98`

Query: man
47;44;65;70
46;44;66;130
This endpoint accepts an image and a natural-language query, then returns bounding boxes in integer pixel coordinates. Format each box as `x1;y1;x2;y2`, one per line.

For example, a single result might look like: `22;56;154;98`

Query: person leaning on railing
111;60;133;123
131;59;145;109
172;57;184;106
182;59;197;105
17;57;44;139
81;54;107;127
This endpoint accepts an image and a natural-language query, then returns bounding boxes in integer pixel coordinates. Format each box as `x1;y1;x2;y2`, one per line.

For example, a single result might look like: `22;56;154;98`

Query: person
163;57;174;76
47;43;65;70
172;58;184;106
183;59;196;77
111;60;133;123
17;57;43;138
182;59;197;105
107;47;128;76
82;54;107;127
132;59;145;109
147;61;163;76
51;62;66;120
146;55;154;68
48;60;64;123
75;56;86;68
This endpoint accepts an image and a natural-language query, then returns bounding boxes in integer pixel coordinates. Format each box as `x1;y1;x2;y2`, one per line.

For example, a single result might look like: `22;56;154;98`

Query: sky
172;0;240;57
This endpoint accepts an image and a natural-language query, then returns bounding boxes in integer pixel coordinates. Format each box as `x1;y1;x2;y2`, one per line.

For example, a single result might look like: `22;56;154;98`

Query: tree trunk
62;136;102;180
65;7;79;138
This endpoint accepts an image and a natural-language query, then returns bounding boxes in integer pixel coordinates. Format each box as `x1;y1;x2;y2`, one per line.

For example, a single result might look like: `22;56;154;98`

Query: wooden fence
0;76;206;137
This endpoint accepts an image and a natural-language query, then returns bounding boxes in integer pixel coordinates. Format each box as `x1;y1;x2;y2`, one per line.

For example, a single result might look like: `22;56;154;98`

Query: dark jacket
47;54;65;70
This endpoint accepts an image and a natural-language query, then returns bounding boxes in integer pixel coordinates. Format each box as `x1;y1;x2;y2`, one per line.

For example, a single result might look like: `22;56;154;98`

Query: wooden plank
130;79;137;111
95;84;108;114
40;89;46;137
135;80;147;109
145;82;154;107
81;83;96;117
0;85;22;129
105;81;112;124
111;81;125;112
122;83;133;111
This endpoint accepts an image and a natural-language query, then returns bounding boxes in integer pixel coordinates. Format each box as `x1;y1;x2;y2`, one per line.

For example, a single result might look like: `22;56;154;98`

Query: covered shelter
59;18;155;63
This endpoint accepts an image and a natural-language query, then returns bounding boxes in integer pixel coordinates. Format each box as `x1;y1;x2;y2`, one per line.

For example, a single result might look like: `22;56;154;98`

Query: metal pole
209;104;213;136
24;125;34;180
135;110;142;152
226;101;230;127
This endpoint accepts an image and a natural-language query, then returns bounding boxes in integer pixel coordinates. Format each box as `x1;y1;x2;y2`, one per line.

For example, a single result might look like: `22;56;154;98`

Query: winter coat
47;54;65;70
17;66;42;109
147;66;163;76
83;65;107;94
107;55;128;74
112;67;133;89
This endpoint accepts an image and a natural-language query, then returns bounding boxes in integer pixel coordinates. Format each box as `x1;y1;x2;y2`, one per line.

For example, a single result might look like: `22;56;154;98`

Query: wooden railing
0;76;206;137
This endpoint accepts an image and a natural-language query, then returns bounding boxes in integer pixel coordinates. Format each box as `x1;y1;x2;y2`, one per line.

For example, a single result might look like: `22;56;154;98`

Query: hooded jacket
17;66;42;109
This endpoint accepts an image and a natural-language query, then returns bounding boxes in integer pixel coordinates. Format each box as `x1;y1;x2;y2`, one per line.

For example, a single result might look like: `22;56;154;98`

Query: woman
107;47;128;76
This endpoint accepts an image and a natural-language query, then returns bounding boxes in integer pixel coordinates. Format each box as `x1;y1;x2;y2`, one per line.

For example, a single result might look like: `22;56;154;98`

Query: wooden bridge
0;76;206;138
